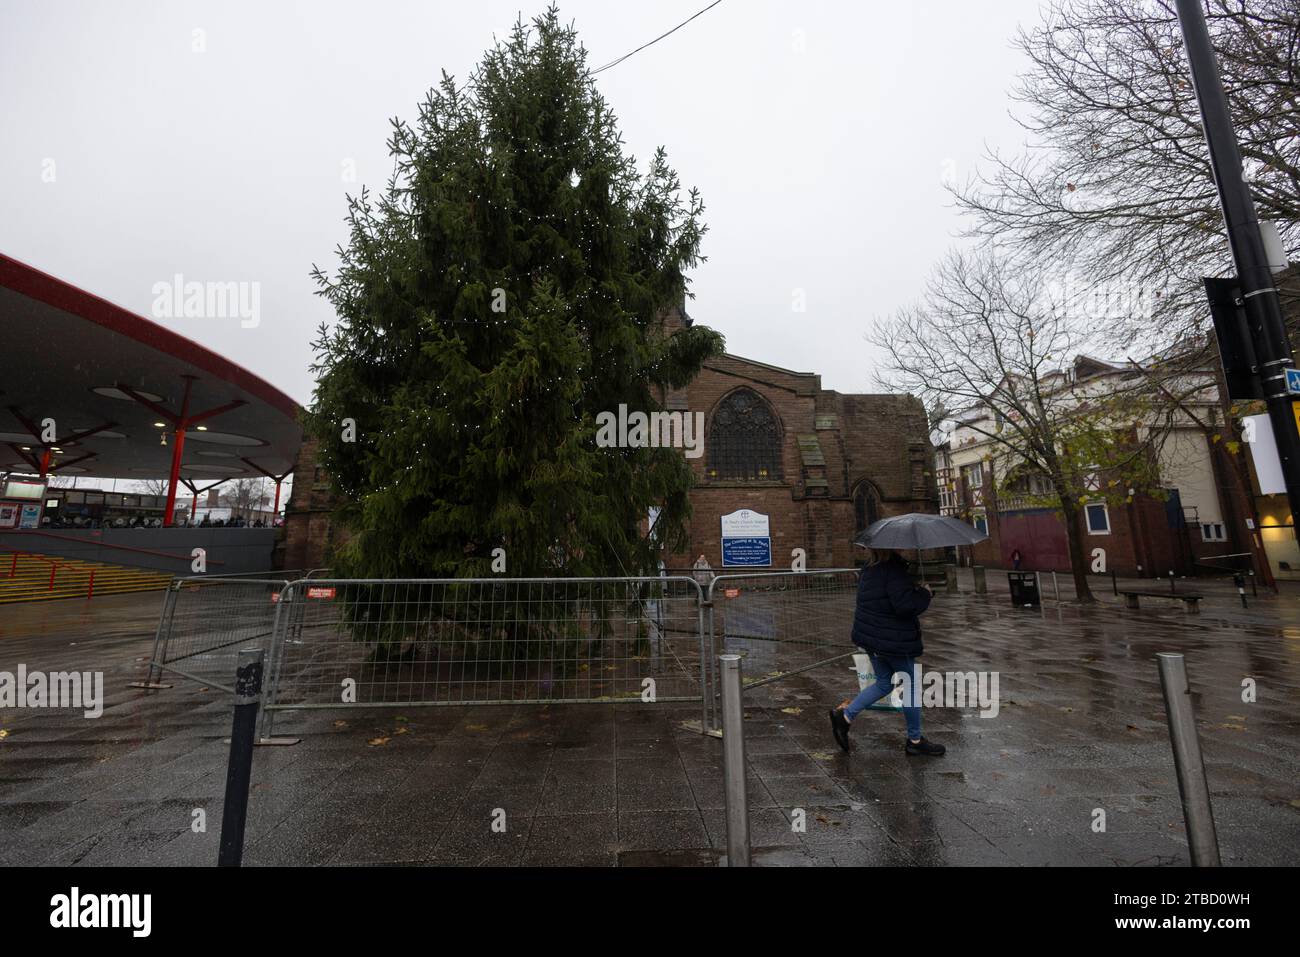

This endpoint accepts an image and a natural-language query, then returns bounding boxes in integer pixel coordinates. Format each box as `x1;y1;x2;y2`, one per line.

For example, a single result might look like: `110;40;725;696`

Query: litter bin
1008;571;1040;608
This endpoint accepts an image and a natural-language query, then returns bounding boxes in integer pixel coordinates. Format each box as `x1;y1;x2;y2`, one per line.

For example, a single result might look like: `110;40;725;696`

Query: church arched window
853;479;881;533
706;388;783;481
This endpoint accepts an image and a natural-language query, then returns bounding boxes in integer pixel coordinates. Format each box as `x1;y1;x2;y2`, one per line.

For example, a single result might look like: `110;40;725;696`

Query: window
1201;522;1225;542
853;481;881;531
1085;502;1110;534
972;512;988;536
1005;467;1053;498
706;388;782;481
959;462;984;505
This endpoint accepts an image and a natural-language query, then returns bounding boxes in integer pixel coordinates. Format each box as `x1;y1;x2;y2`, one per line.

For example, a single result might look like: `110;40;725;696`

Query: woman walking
829;548;945;756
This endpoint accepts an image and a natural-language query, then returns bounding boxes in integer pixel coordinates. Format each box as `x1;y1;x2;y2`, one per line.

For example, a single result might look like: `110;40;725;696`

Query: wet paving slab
1;577;1298;866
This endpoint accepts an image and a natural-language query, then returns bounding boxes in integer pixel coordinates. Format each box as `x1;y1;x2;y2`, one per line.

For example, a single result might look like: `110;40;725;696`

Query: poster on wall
18;503;42;529
720;508;771;566
0;503;19;529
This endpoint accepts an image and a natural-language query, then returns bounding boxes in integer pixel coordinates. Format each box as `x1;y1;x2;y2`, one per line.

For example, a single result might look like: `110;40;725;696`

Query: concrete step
0;551;174;603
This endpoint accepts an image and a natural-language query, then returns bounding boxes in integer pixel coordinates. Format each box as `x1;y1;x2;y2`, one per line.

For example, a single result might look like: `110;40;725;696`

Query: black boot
828;707;851;752
905;737;945;757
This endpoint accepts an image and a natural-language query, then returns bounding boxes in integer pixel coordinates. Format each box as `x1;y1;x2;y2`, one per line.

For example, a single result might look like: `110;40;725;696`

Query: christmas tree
307;6;723;583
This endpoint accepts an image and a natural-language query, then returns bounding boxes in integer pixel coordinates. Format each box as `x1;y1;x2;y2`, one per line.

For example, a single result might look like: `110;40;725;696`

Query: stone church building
655;307;936;570
279;306;937;572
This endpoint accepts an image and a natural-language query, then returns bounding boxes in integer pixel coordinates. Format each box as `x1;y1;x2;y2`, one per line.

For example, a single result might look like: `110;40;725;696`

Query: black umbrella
854;512;988;550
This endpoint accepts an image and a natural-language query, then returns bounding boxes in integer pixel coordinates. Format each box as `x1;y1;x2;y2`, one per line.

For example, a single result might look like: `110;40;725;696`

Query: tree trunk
1060;498;1095;603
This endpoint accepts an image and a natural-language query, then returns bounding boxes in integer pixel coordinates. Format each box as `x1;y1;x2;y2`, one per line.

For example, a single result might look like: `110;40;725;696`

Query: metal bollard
218;649;264;867
1155;653;1221;867
1248;569;1257;597
1233;573;1247;608
944;564;958;594
973;565;987;595
1168;570;1176;594
719;654;750;867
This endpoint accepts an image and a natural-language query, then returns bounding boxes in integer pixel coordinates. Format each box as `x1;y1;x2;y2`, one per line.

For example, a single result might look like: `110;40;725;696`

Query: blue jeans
845;652;922;740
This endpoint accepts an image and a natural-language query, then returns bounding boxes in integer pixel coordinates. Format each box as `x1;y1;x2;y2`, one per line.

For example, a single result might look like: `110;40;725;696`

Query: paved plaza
1;570;1297;866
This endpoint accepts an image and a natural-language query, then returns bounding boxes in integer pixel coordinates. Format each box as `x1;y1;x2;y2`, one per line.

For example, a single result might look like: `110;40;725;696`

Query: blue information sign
720;509;771;567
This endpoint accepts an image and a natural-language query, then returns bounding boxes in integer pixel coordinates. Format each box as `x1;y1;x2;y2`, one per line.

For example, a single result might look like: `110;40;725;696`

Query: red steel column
273;480;282;519
162;428;187;527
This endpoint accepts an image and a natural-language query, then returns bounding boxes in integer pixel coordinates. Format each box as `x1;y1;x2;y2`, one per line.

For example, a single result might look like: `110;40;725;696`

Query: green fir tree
307;6;723;582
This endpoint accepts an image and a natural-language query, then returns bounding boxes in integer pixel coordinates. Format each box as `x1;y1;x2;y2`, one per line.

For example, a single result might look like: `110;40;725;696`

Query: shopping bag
852;653;904;709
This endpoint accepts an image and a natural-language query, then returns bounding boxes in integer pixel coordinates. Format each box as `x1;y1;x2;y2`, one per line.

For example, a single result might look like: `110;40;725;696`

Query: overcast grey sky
1;0;1049;406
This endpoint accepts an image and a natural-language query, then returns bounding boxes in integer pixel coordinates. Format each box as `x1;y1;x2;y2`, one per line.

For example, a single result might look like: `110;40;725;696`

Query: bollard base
127;680;172;689
254;736;301;746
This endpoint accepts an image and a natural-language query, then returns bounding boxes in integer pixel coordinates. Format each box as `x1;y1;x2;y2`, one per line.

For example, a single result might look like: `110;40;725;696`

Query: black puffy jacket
850;556;931;657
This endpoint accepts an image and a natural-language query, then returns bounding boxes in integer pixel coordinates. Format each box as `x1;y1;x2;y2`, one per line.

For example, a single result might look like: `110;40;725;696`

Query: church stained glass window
706;388;782;481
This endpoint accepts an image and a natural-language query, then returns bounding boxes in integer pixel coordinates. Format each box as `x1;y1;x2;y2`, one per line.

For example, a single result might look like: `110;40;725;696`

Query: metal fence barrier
134;576;291;693
258;576;708;738
706;569;859;722
141;569;875;739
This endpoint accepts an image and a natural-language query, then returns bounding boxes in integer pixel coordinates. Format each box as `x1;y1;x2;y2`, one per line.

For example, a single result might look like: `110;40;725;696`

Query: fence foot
254;736;301;747
678;718;723;739
127;680;172;690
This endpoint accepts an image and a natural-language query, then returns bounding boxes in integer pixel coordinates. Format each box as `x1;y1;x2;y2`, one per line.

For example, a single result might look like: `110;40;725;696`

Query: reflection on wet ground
0;569;1296;866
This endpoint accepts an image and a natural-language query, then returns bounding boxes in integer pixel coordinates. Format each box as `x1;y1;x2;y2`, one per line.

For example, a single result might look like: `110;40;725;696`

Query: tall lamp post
1176;0;1300;541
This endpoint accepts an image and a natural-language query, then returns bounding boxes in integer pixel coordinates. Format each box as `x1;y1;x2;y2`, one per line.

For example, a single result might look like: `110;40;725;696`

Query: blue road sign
1286;367;1300;395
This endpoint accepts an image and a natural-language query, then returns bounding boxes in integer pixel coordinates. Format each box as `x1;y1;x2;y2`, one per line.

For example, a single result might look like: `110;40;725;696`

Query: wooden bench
1119;590;1203;613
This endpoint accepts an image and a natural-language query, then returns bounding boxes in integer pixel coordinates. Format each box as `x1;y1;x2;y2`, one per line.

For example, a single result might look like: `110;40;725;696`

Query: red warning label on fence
307;586;337;600
270;592;281;603
724;588;740;599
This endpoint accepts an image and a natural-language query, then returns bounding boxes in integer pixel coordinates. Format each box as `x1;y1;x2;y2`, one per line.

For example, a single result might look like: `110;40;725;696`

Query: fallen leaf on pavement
368;736;390;746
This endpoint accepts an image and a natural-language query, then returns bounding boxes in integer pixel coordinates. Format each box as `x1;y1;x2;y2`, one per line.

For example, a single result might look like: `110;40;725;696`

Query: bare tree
219;478;270;518
869;249;1184;602
954;0;1300;353
135;478;171;497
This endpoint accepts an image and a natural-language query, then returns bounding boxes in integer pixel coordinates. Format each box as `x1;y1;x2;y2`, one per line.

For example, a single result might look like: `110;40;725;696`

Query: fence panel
707;569;860;708
145;576;290;692
259;576;707;735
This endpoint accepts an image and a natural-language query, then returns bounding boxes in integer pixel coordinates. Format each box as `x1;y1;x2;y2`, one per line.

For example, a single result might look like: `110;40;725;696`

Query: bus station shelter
0;253;302;529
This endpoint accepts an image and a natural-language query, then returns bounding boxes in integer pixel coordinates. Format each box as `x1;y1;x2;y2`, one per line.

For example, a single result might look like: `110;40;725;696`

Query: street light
1176;0;1300;541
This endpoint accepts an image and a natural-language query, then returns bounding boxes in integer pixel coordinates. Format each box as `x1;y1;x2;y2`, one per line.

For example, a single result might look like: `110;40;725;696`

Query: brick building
656;308;936;569
934;352;1264;579
279;306;938;571
274;433;347;571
